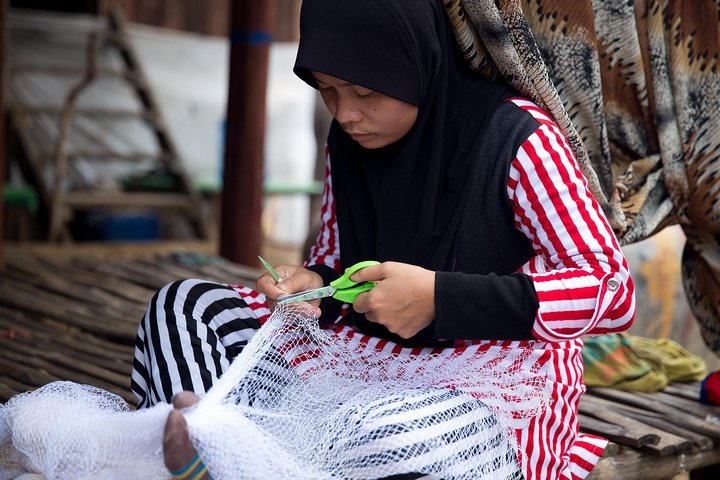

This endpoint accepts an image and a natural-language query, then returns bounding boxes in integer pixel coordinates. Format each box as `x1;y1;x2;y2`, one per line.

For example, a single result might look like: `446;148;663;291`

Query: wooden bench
1;249;719;479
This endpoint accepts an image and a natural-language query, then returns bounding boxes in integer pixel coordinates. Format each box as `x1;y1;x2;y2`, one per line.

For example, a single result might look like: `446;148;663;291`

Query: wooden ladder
6;8;210;242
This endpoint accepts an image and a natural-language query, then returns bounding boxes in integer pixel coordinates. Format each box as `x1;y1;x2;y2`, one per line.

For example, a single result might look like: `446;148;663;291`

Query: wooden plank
71;255;179;290
0;355;59;388
136;254;261;287
599;442;622;458
0;337;130;390
0;282;139;341
44;256;156;305
636;389;720;423
1;275;140;331
580;395;692;455
0;305;135;359
0;346;135;405
0;376;34;401
132;256;228;283
580;396;663;448
665;381;702;396
614;406;715;450
0;384;19;401
4;256;142;312
579;413;660;448
170;254;263;286
64;192;196;210
663;382;703;402
588;387;720;439
586;395;716;450
0;375;34;394
0;317;133;376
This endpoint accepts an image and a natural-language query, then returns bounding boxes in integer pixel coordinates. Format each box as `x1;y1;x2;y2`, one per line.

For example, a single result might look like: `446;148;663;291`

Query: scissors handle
332;281;375;303
330;260;380;303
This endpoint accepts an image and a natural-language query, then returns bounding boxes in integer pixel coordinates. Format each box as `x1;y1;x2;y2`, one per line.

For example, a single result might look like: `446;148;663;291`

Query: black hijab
294;0;515;272
294;0;515;343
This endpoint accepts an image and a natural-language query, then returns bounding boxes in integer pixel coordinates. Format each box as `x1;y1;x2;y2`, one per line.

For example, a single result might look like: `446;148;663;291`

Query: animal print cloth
444;0;720;354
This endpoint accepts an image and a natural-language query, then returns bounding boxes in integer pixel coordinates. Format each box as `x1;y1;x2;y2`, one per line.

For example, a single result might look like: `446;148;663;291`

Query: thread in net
1;303;548;479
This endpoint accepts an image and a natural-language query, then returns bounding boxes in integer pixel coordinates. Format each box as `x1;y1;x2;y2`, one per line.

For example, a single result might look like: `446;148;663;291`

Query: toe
172;391;201;409
163;410;196;471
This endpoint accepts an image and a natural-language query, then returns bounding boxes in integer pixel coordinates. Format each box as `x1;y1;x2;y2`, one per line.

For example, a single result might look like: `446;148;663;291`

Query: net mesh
1;304;549;479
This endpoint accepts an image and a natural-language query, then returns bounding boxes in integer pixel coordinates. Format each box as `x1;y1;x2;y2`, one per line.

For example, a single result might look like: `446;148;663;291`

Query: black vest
453;100;538;275
351;100;541;346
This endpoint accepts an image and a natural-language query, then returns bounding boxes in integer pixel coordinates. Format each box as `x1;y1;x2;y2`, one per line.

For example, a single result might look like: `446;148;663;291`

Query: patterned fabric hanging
443;0;720;353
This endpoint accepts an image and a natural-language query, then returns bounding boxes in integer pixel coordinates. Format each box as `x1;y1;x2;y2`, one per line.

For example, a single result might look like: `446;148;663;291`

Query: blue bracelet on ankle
170;453;203;479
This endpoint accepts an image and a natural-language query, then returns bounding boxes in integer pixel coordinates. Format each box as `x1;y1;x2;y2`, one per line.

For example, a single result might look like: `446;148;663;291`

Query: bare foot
162;392;209;479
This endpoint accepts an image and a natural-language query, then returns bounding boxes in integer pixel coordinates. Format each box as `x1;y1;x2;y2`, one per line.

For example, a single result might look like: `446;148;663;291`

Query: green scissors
277;260;380;305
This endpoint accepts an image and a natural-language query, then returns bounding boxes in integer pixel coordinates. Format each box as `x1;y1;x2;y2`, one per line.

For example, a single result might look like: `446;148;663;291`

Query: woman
138;0;635;478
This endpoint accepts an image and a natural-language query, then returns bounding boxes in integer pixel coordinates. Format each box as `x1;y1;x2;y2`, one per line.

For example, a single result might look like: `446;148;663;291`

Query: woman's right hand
256;264;324;315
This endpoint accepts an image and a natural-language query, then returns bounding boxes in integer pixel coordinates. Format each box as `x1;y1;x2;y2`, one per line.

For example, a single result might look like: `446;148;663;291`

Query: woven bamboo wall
9;0;301;40
100;0;300;41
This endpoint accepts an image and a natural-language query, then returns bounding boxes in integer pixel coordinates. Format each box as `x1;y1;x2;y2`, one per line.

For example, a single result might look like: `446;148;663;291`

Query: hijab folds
294;0;513;276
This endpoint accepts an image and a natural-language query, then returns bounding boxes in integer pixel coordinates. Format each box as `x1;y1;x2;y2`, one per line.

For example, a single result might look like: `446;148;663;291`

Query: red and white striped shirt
302;98;636;479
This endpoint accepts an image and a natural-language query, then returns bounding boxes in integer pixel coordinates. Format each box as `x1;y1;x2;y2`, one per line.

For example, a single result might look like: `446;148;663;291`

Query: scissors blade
277;286;336;305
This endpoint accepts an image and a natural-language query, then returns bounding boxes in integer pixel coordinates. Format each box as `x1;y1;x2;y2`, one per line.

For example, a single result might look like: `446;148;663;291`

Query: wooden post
220;0;276;265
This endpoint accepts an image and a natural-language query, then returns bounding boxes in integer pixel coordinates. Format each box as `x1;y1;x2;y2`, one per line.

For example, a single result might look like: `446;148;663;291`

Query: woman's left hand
350;262;435;338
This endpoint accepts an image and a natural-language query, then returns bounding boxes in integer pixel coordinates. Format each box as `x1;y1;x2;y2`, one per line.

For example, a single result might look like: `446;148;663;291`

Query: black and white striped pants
131;279;264;408
131;279;520;480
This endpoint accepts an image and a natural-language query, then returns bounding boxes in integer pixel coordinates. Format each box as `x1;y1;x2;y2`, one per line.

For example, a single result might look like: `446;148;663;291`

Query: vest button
607;278;619;291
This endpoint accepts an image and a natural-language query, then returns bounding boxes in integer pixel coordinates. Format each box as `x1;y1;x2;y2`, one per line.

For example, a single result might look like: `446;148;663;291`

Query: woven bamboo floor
0;247;261;407
1;248;720;479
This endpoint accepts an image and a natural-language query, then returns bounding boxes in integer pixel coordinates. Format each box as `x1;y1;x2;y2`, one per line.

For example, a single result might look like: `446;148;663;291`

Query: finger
258;275;292;301
256;273;275;294
296;302;322;318
279;269;324;295
274;265;295;283
352;291;370;313
350;263;385;283
275;275;310;296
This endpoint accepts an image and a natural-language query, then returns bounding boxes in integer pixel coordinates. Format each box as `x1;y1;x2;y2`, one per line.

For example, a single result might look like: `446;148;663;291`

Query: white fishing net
0;304;549;480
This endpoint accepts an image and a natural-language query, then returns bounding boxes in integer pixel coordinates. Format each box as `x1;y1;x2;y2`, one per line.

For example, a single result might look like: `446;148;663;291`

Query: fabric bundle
583;333;707;392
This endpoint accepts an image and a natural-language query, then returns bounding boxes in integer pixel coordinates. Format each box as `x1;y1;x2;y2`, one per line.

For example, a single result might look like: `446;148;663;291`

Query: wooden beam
63;192;195;209
220;0;276;266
